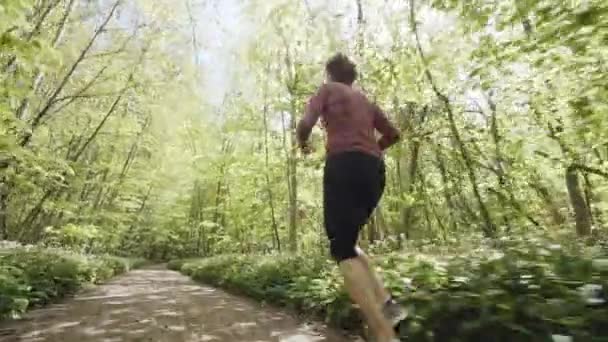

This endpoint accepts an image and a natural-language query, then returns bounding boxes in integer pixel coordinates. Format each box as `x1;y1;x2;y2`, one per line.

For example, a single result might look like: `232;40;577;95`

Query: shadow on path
0;268;358;342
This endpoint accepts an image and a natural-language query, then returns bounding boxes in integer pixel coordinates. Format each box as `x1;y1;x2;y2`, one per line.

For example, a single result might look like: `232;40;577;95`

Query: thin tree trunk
0;179;8;239
192;182;204;255
92;168;110;210
212;140;230;227
288;98;298;253
529;177;566;226
280;56;298;253
401;106;428;236
185;0;202;80
566;165;592;236
19;189;57;242
262;64;281;252
433;147;458;233
126;185;153;233
417;171;437;237
394;145;405;246
76;169;97;214
583;174;604;228
102;116;150;208
354;0;365;53
583;174;594;226
217;184;229;254
542;115;601;234
435;145;476;227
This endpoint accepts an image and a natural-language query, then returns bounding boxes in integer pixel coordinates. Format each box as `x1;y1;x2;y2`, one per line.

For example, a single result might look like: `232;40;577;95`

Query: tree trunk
212;140;230;228
530;178;566;226
565;165;592;236
262;65;281;252
401;106;427;236
367;215;378;245
583;174;604;228
0;178;8;239
433;148;458;232
102;116;150;208
434;146;475;228
288;103;298;253
275;36;300;253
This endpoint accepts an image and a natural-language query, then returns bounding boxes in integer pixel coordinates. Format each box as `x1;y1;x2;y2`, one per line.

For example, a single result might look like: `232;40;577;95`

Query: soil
0;266;361;342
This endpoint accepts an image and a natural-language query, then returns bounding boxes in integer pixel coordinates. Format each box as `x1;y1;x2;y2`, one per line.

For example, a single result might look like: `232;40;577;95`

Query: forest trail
0;266;356;342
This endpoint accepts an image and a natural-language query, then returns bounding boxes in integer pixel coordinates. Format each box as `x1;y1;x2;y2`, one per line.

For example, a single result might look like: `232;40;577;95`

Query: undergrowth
0;246;146;319
171;236;608;341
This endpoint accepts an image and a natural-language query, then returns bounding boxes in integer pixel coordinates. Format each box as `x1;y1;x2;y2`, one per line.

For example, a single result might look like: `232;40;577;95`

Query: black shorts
323;151;386;262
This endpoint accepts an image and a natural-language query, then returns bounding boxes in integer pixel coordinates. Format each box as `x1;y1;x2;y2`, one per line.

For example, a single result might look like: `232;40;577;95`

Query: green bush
175;238;608;341
0;266;29;319
127;258;148;270
167;258;194;271
0;246;146;319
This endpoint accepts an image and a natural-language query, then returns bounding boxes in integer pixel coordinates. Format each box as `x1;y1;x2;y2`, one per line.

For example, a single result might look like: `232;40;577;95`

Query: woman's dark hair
325;53;357;85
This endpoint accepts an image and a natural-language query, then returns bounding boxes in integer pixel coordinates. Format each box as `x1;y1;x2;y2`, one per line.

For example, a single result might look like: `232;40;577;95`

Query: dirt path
0;267;359;342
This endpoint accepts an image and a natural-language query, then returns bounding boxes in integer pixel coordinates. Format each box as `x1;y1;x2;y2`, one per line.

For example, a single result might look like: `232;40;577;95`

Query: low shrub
167;258;195;271
174;237;608;341
127;258;148;270
0;246;145;319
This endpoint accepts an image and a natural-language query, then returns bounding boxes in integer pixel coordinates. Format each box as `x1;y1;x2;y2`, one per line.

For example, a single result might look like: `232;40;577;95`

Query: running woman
296;53;405;342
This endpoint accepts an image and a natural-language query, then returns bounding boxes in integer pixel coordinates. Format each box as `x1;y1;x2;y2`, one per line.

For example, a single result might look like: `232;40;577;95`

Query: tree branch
534;150;608;180
71;46;147;161
71;77;132;162
48;64;110;106
20;0;121;147
14;0;77;121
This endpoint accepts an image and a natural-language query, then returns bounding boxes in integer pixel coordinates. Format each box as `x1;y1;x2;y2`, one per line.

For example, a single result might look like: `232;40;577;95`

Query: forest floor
0;265;357;342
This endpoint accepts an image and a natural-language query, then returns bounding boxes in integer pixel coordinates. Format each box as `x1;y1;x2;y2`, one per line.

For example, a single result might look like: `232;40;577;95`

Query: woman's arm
296;85;329;150
372;103;401;150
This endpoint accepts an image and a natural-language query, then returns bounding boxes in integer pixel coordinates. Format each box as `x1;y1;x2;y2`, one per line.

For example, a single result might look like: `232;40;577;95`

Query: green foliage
2;0;606;263
42;224;100;253
0;246;145;319
2;3;608;340
141;0;608;258
0;0;202;258
174;238;608;341
0;0;606;263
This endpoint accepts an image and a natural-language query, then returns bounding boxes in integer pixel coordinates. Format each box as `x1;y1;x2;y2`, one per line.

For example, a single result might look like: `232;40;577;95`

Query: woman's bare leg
355;246;391;306
339;258;397;342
